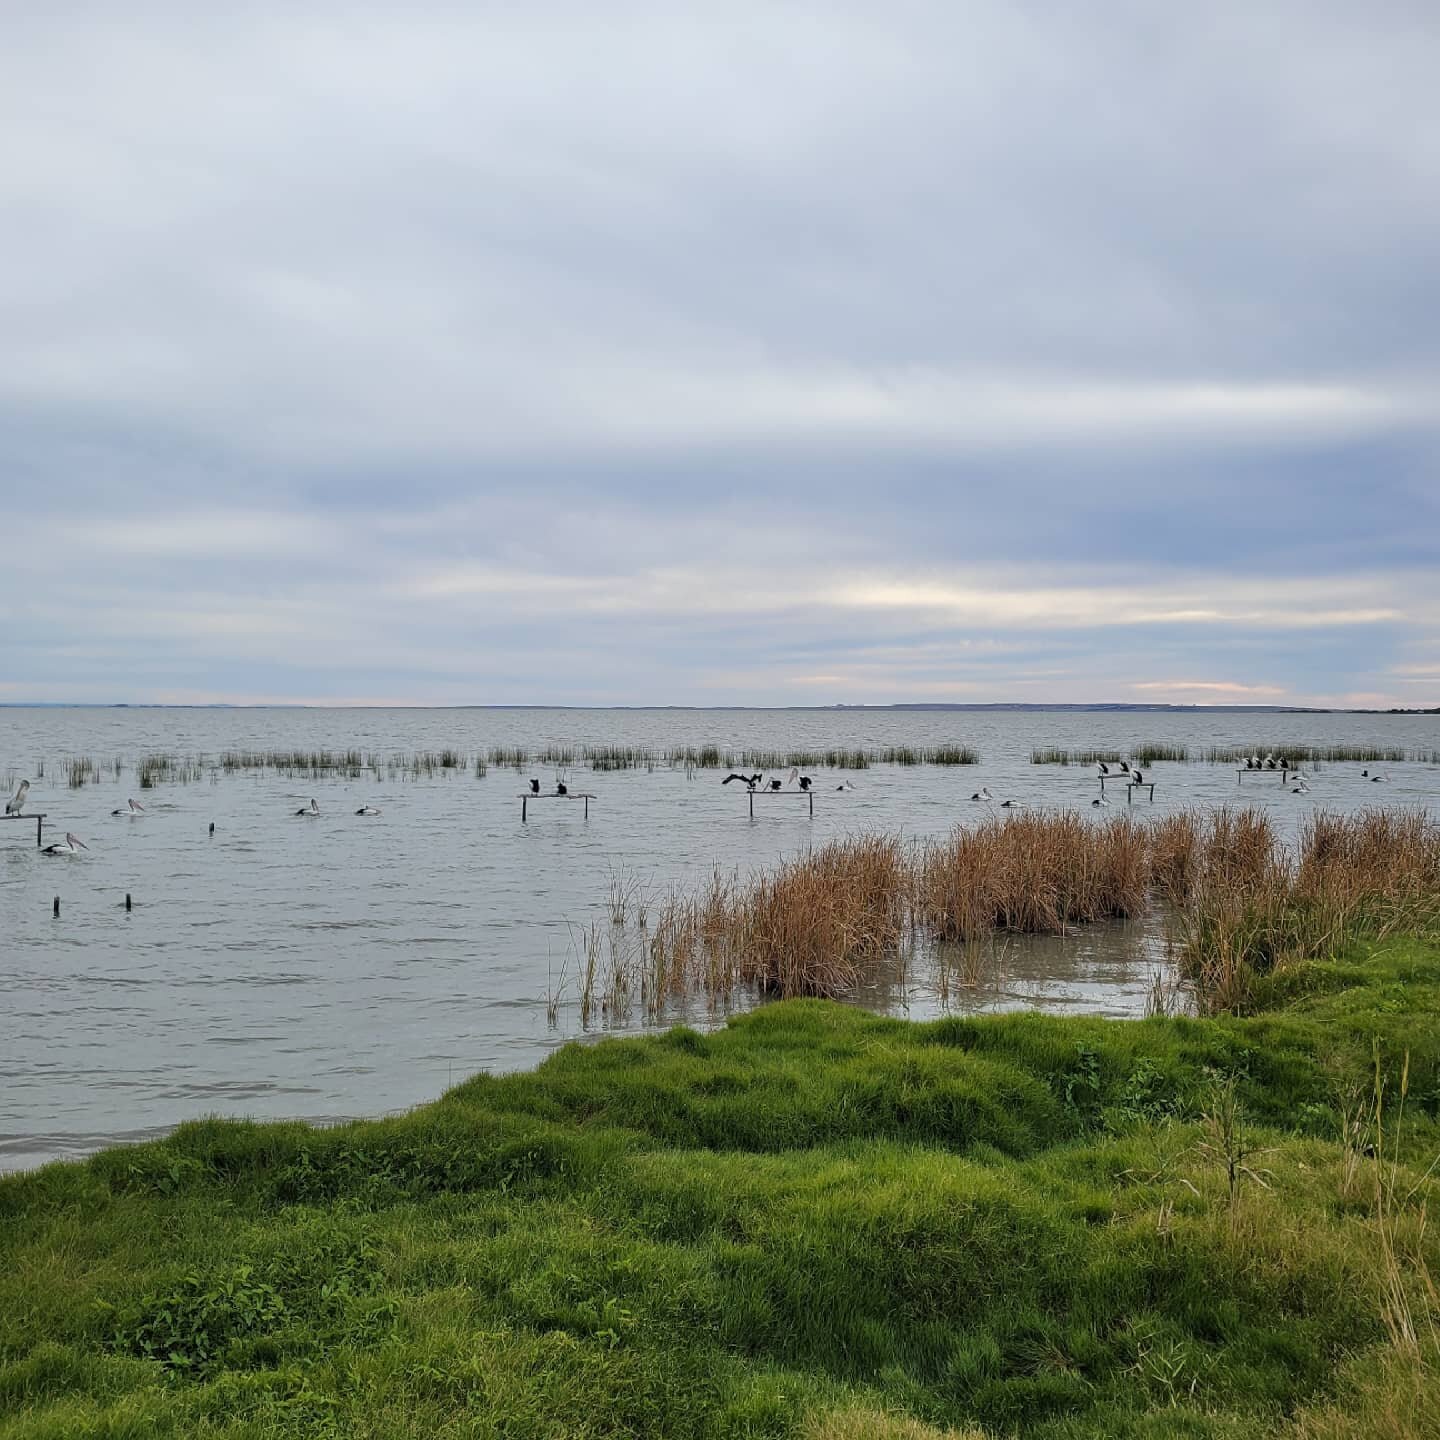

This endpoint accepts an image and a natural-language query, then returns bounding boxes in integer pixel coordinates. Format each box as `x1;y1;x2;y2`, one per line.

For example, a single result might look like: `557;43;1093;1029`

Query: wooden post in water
125;893;132;912
52;896;59;918
36;814;42;847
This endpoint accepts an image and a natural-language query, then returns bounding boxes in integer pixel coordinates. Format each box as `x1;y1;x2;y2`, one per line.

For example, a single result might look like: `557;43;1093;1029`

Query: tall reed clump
642;838;911;1002
1166;807;1440;1013
919;812;1148;940
737;835;911;997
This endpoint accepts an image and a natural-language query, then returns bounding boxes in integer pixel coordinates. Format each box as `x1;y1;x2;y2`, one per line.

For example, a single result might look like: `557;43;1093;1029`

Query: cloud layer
2;2;1438;706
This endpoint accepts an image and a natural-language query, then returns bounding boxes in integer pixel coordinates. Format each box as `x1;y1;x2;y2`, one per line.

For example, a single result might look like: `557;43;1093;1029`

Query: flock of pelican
2;753;1407;855
3;779;391;856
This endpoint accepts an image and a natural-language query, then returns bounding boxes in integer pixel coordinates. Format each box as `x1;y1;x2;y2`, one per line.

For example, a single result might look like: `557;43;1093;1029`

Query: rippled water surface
3;706;1437;1170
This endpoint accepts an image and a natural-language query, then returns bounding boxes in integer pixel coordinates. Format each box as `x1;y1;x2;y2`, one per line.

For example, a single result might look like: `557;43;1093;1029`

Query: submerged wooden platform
1;812;47;846
1097;775;1155;802
1236;768;1296;784
519;793;595;821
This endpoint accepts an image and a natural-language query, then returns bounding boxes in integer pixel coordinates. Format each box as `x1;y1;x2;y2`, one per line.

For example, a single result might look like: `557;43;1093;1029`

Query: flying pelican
528;778;540;795
295;798;320;816
355;805;381;816
42;832;88;856
111;797;145;816
5;780;28;815
970;787;992;802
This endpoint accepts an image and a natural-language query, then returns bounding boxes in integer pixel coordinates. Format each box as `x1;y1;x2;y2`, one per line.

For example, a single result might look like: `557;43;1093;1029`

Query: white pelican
835;780;855;792
1000;799;1024;808
111;797;145;816
787;767;799;787
970;787;993;802
1370;772;1390;783
1097;762;1109;775
42;832;88;855
295;798;320;816
1092;796;1111;807
355;805;381;816
5;780;28;815
1291;780;1310;794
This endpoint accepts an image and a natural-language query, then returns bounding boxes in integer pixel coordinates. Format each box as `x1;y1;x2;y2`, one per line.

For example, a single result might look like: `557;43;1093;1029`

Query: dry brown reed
1165;807;1440;1013
918;812;1148;941
555;806;1440;1025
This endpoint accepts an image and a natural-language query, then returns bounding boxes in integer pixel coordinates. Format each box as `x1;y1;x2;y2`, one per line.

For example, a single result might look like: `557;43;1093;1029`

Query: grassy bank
4;937;1440;1438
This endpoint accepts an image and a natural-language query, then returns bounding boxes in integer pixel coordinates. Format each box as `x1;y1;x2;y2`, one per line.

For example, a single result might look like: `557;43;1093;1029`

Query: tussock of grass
4;937;1439;1437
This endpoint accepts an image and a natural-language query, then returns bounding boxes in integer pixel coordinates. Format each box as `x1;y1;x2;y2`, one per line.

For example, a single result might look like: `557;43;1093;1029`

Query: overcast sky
3;2;1438;707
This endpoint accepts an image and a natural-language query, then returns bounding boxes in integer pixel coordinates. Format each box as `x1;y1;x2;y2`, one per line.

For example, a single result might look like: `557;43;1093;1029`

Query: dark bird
769;779;782;791
723;772;763;788
529;778;540;794
1131;769;1145;785
1098;762;1109;774
556;781;568;795
1118;761;1130;774
798;776;812;791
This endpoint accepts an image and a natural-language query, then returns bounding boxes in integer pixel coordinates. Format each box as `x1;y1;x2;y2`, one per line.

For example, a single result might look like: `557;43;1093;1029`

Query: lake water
3;706;1437;1172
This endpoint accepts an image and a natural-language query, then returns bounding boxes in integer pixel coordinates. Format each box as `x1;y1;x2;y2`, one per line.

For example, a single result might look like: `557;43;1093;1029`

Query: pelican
355;805;381;816
1118;761;1130;774
1291;780;1310;794
295;798;320;816
5;780;28;815
798;775;813;791
722;772;763;788
835;780;855;792
787;767;799;787
1097;762;1109;775
42;832;88;855
1370;772;1389;783
1092;796;1111;807
1131;769;1145;785
769;779;783;792
556;781;568;796
1361;769;1369;778
970;787;993;802
111;797;145;816
1000;799;1023;808
528;778;540;795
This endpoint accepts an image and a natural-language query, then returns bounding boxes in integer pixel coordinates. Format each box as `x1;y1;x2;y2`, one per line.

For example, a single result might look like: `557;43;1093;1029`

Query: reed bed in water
1031;744;1187;764
918;812;1149;940
1202;743;1409;764
1158;808;1440;1012
559;807;1440;1023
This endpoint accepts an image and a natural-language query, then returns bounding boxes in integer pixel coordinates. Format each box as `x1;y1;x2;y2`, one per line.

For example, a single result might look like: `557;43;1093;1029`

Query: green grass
3;939;1440;1437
